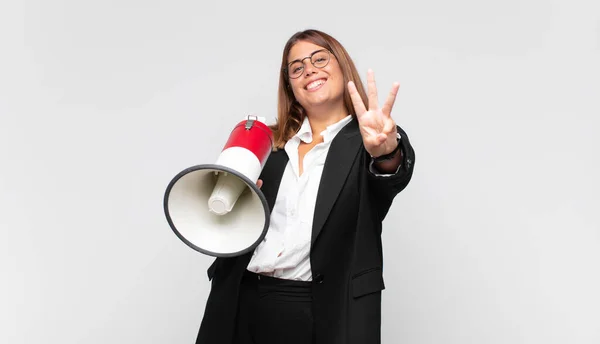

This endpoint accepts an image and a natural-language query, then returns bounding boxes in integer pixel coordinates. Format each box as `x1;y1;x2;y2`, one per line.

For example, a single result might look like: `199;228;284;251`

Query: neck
305;102;349;138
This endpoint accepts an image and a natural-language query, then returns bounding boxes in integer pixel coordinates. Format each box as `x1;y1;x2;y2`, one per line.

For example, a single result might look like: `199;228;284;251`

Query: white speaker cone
164;165;269;257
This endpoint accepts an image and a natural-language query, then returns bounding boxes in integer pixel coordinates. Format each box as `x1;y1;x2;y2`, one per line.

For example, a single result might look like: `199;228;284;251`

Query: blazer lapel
311;120;362;245
259;149;289;211
236;150;288;270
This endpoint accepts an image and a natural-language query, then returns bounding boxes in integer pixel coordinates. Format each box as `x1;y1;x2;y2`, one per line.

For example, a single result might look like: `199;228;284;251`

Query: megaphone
163;115;273;257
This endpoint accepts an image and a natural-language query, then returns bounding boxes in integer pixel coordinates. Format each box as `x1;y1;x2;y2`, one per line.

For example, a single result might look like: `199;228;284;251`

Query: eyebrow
288;49;322;64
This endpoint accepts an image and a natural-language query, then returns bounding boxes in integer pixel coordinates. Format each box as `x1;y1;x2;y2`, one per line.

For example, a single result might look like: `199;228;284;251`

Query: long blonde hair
270;29;368;149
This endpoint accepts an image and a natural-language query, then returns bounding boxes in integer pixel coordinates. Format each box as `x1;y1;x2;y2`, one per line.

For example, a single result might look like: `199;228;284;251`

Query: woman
196;29;415;344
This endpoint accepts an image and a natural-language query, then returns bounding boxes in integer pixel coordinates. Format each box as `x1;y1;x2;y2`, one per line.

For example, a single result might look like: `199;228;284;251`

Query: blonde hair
270;29;368;149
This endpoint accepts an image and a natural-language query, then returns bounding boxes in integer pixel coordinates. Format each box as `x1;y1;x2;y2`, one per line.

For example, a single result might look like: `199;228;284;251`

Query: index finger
347;81;367;116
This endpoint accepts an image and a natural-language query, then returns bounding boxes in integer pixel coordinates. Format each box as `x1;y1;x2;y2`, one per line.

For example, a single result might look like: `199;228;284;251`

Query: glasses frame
285;49;333;79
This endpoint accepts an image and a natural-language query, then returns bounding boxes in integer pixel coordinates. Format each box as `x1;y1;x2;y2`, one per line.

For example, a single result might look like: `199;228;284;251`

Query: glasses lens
288;61;304;79
312;50;330;68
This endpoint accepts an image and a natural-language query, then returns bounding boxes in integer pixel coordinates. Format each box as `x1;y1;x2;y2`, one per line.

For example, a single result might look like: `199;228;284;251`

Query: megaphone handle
245;116;257;130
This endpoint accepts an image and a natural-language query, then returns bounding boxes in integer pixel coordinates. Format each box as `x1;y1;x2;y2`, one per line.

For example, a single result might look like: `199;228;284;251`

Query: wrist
372;148;402;174
371;133;401;163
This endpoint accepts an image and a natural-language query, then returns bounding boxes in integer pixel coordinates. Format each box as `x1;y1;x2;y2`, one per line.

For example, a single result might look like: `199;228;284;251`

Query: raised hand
348;69;400;158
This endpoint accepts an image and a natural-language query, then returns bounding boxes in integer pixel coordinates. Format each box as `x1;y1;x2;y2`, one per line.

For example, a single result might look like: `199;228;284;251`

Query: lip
305;78;327;92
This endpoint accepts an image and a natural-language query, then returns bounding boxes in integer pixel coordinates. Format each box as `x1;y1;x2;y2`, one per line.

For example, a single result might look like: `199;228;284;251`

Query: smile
306;78;327;91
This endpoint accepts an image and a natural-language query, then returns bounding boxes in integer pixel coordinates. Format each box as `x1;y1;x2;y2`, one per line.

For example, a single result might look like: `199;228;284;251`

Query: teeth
307;79;325;90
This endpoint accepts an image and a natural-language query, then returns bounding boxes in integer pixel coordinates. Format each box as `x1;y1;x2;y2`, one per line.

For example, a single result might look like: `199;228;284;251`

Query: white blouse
246;115;353;281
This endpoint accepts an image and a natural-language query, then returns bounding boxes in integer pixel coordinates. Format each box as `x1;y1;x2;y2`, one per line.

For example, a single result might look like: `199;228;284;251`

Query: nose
303;61;317;77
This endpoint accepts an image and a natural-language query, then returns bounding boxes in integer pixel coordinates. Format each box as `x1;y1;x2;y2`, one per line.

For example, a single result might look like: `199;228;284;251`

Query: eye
289;62;303;75
312;51;330;66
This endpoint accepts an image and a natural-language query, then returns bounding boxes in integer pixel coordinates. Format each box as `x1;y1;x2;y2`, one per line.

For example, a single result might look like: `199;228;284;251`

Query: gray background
1;0;599;343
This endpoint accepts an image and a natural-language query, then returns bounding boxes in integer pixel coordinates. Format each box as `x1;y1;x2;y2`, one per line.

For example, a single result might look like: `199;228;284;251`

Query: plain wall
1;0;599;343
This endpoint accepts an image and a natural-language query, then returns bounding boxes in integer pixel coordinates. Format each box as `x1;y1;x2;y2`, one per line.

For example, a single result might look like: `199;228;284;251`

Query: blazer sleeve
366;125;415;221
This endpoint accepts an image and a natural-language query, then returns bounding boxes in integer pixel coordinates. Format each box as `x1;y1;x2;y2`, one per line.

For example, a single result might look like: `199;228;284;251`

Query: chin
301;97;331;109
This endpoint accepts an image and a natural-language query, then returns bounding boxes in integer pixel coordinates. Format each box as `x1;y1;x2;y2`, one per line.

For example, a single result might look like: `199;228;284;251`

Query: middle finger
367;69;379;110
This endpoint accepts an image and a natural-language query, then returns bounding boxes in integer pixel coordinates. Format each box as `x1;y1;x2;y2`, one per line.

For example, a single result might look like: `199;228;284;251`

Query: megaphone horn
163;115;273;257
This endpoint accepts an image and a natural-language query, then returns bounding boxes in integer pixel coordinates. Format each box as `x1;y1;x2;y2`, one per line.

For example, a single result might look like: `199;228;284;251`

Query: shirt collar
294;115;353;144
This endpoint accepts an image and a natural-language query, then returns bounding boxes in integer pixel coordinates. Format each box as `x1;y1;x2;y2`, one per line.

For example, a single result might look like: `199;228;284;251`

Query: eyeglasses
285;49;332;79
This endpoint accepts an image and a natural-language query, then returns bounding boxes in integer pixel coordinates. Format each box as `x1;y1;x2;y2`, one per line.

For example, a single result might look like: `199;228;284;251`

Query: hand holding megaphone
163;115;273;257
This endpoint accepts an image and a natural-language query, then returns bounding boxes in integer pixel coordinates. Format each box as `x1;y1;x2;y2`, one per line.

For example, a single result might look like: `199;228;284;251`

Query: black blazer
195;119;415;344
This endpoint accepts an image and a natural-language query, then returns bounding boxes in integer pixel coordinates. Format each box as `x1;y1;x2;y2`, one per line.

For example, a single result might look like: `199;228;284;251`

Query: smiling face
287;41;346;114
272;30;369;148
